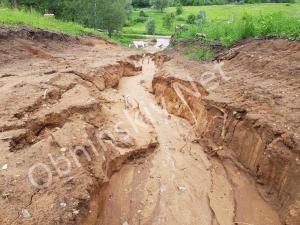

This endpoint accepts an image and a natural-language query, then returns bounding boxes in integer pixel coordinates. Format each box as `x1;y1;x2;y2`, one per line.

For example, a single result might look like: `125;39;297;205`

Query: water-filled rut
83;57;281;225
1;30;299;225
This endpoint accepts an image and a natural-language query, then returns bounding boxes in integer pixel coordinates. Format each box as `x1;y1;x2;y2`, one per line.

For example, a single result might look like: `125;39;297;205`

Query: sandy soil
82;57;281;225
0;27;298;225
153;39;300;225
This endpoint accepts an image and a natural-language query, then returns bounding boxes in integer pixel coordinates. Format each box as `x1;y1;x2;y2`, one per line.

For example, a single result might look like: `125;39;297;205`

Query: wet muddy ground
0;27;299;225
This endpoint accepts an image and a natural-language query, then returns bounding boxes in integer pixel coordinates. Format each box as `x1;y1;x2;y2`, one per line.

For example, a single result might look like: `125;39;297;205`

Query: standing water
131;36;171;52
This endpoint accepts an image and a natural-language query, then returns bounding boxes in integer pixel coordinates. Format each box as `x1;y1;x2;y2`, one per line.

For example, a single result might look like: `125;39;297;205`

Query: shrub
146;19;156;35
139;10;148;17
186;14;196;24
196;10;207;24
150;0;170;12
124;19;134;27
163;13;175;30
175;12;300;48
176;3;183;15
135;16;148;23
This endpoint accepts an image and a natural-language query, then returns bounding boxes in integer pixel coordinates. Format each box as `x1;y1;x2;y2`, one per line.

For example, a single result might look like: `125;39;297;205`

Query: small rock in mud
60;202;67;208
177;186;187;192
72;209;80;215
60;148;67;152
1;164;8;170
2;192;10;199
21;208;31;218
296;158;300;166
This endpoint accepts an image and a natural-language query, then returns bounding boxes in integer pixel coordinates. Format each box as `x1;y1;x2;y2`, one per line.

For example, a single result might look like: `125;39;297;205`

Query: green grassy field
0;7;139;45
1;4;300;48
124;3;300;35
178;11;300;60
0;7;101;36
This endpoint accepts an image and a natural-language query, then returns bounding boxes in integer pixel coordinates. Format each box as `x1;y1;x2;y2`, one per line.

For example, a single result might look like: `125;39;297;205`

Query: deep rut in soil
82;57;281;225
2;31;299;225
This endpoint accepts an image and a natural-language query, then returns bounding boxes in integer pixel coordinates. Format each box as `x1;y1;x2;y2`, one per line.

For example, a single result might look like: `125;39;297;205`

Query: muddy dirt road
0;27;299;225
84;58;281;225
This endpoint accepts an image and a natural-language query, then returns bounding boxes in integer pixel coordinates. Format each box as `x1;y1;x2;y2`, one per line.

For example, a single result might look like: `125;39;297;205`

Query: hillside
0;7;139;45
124;3;300;35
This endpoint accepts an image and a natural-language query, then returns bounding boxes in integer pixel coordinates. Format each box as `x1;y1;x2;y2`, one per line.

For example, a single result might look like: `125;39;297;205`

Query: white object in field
133;40;146;48
44;13;55;17
155;38;170;49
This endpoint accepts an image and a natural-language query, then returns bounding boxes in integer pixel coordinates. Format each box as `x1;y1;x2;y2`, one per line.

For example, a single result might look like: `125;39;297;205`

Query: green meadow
124;3;300;35
0;7;100;35
0;7;139;45
1;3;299;49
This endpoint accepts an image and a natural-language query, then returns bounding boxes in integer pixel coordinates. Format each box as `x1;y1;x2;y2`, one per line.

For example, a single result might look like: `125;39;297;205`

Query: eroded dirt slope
153;39;300;225
0;27;156;225
0;27;298;225
81;54;281;225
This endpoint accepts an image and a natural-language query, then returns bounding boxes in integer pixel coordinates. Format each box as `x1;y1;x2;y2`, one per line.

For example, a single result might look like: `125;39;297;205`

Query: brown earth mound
153;39;300;225
0;27;157;225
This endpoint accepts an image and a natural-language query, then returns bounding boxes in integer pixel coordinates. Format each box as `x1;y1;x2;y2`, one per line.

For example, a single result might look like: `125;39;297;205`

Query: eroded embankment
0;28;159;225
1;28;298;225
80;55;284;225
152;53;300;225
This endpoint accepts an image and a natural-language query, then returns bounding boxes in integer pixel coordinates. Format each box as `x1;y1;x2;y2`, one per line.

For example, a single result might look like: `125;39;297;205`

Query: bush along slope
173;12;300;60
0;7;143;45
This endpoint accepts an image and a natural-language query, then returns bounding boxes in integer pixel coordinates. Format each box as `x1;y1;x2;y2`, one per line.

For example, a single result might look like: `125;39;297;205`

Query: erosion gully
82;56;281;225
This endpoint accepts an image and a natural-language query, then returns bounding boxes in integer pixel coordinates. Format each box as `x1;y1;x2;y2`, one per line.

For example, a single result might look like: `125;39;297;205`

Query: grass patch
0;7;101;36
175;12;300;48
124;3;300;35
0;7;140;45
184;46;215;61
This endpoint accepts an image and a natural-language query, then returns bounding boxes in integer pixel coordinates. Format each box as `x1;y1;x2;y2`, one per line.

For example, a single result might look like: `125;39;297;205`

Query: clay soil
0;27;299;225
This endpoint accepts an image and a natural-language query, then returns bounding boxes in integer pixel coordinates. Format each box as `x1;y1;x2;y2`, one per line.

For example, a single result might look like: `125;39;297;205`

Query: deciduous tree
150;0;170;12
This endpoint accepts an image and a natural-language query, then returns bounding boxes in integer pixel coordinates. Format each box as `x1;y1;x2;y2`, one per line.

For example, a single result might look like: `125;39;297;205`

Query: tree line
0;0;295;36
1;0;133;36
134;0;294;6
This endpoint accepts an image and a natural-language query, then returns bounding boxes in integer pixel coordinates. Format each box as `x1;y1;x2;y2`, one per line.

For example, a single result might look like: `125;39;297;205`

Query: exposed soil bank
0;27;154;225
0;27;298;225
81;57;281;225
152;39;300;225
